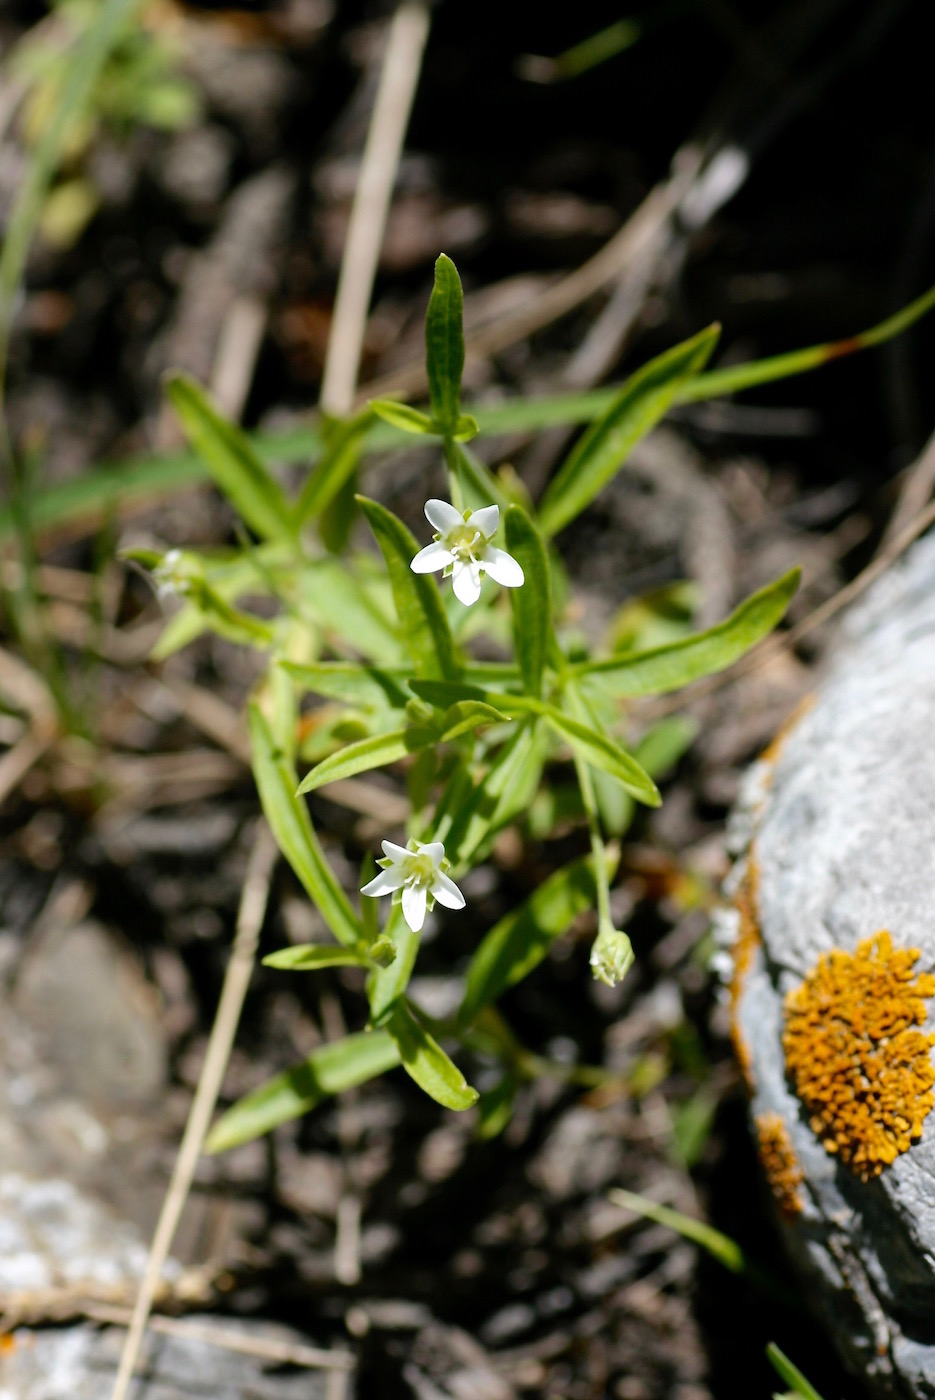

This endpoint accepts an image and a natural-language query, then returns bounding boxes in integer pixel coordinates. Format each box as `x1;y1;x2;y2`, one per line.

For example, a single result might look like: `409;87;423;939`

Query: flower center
447;525;482;561
404;853;436;885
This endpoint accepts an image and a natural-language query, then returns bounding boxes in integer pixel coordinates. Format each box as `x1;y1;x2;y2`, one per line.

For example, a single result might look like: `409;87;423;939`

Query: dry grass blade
86;1302;355;1372
359;144;705;405
0;727;53;809
108;822;278;1400
645;434;935;720
320;0;431;415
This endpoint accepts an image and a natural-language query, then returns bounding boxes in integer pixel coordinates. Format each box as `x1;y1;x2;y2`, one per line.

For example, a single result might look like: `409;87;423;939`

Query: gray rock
0;1318;336;1399
726;530;935;1397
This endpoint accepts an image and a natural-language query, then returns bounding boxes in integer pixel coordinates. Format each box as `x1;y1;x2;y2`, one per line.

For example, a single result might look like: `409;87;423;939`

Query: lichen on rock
782;931;935;1180
723;533;935;1398
754;1112;804;1218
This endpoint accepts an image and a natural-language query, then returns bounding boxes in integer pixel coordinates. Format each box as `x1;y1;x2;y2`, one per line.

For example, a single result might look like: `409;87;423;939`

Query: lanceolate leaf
447;721;546;866
572;568;800;696
13;282;935;547
263;945;371;971
283;660;411;710
296;725;437;795
425;253;465;430
542;704;661;806
766;1346;826;1400
504;504;552;697
357;496;459;680
369;399;437;435
166;373;295;542
204;1031;400;1152
248;704;361;948
293;409;374;527
440;700;511;740
460;853;612;1023
386;998;479;1110
537;324;721;538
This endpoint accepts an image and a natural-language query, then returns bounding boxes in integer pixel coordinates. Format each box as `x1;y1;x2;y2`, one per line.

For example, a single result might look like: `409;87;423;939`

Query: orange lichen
729;854;761;1093
783;931;935;1180
755;1112;805;1218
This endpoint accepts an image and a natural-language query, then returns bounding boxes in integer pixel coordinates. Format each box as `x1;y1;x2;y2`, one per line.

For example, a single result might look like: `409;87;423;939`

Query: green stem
443;436;463;511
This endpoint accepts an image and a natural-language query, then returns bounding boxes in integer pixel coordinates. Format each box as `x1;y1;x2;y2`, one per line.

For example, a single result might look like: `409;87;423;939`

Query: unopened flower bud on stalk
360;838;465;934
590;922;635;988
410;499;524;606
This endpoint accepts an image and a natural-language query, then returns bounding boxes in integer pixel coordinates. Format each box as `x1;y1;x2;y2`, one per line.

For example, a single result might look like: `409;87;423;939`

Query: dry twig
108;823;278;1400
320;0;431;415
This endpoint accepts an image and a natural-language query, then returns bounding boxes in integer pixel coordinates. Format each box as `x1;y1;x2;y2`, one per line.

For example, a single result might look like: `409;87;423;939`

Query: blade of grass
8;278;935;543
0;0;144;415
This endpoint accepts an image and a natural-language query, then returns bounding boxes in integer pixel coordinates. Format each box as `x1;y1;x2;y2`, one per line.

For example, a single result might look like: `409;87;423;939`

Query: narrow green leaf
542;705;661;807
504;504;551;697
448;721;547;866
476;1077;517;1139
766;1346;826;1400
204;1031;400;1152
166;373;295;541
409;678;490;708
297;556;401;666
248;704;361;948
440;700;511;740
0;0;145;386
176;579;275;649
263;944;371;971
14;282;935;546
460;854;608;1023
357;496;459;680
368;905;419;1022
608;1188;746;1272
573;568;800;695
537;324;721;538
282;660;410;710
386;999;478;1110
425;253;465;429
293;409;373;527
296;725;436;795
369;399;437;435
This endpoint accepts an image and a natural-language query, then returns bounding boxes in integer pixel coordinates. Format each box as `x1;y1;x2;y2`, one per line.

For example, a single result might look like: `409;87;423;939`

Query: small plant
134;252;800;1149
8;0;199;247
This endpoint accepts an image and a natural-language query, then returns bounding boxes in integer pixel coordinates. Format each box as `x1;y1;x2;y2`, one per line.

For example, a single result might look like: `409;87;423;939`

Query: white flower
410;499;524;606
360;838;465;933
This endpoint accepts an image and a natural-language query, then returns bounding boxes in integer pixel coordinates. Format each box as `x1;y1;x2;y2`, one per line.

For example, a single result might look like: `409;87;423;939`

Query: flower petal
416;841;445;865
410;541;454;574
451;559;483;606
360;868;407;897
424;498;464;534
466;504;499;539
401;881;428;933
432;871;466;909
381;840;411;863
481;546;525;588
